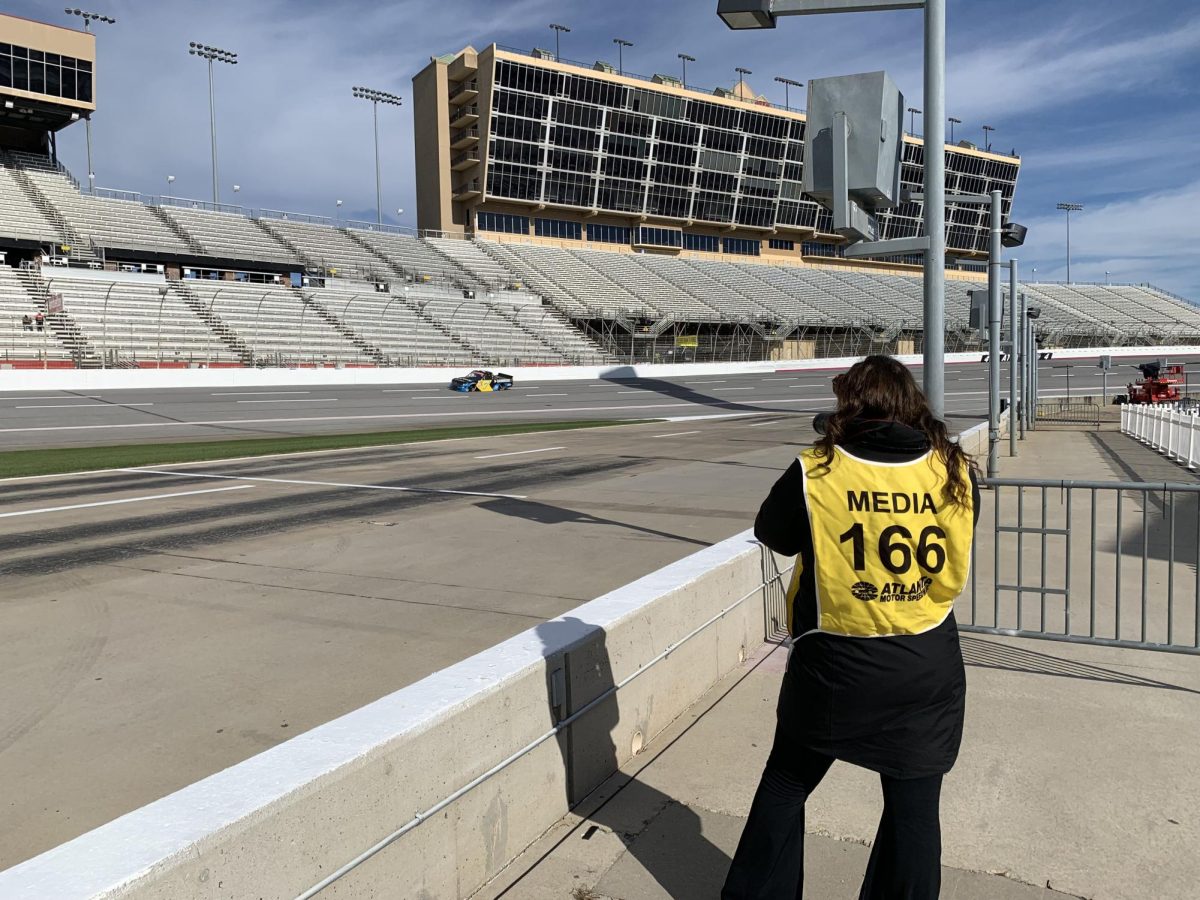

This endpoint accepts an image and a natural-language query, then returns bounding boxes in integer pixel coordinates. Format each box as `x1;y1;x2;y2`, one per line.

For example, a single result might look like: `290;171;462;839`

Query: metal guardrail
965;477;1200;655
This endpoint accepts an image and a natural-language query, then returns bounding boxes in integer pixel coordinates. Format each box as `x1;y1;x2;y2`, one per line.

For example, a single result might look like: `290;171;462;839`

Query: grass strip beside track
0;420;642;479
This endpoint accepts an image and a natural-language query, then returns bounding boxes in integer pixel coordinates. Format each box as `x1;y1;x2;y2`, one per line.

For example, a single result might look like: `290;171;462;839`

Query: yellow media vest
788;446;974;638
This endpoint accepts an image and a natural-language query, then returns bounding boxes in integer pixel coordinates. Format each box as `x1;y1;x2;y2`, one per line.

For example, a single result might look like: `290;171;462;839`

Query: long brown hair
814;355;976;508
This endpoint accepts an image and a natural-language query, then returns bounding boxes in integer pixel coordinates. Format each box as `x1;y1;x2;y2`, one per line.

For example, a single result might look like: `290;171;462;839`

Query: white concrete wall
0;532;777;900
1;346;1194;392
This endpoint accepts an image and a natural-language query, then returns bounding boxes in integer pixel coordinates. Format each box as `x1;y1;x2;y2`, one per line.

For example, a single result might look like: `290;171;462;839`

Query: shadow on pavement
962;636;1199;694
519;617;731;899
479;497;711;547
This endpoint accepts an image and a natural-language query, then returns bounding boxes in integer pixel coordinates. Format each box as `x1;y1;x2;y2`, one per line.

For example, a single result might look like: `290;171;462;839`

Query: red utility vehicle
1126;362;1183;404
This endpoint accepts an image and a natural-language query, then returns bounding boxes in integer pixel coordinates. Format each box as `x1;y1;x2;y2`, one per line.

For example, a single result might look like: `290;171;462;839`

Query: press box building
412;44;1020;268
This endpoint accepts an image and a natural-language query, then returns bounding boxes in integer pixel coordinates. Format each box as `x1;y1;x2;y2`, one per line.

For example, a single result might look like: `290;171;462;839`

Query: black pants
722;735;943;899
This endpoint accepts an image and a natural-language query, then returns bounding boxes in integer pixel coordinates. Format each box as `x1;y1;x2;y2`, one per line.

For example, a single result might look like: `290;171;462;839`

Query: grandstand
0;16;1196;370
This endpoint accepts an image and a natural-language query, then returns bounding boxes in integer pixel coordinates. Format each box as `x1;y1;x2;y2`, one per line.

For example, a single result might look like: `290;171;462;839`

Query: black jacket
755;418;980;778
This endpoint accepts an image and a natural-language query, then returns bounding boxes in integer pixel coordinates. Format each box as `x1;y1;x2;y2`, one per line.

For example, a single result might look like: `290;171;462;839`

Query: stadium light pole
907;106;922;136
678;53;695;88
717;0;950;418
188;42;237;206
65;8;115;194
1105;270;1111;285
549;23;570;62
982;123;995;152
613;38;633;76
352;86;403;226
948;116;961;143
1056;202;1083;283
735;67;753;100
774;76;803;111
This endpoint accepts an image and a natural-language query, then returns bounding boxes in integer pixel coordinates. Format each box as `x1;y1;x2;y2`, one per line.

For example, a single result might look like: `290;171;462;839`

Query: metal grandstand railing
155;195;248;216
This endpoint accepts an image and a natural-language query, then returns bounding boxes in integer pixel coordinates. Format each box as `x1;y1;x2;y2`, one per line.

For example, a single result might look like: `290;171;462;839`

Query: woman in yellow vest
723;355;980;900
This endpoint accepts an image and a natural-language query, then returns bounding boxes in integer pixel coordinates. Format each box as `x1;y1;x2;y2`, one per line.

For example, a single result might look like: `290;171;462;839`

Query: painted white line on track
475;447;565;460
0;395;102;401
0;396;973;434
212;391;312;396
652;431;700;438
536;393;569;397
0;485;254;520
382;388;441;393
713;387;755;392
236;398;340;404
15;403;153;409
618;391;653;395
119;469;527;500
681;381;727;385
747;420;783;427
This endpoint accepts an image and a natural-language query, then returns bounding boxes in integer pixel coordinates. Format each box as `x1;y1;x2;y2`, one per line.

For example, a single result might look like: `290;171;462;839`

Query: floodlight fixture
982;123;995;151
549;23;570;61
65;8;116;29
353;86;404;225
774;75;803;110
190;41;239;205
907;106;922;135
948;116;961;142
717;0;776;29
678;53;696;87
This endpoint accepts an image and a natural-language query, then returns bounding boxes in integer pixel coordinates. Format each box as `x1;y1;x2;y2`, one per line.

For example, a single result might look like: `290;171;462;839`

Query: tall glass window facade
636;226;683;248
534;218;582;240
683;233;720;253
477;211;529;234
586;223;631;244
0;43;93;102
479;55;1020;254
723;237;761;256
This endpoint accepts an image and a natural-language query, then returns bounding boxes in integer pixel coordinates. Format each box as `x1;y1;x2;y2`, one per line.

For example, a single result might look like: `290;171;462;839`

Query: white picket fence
1121;403;1200;470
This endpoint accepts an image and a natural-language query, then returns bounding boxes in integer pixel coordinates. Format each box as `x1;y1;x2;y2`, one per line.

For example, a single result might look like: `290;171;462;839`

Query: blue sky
12;0;1200;299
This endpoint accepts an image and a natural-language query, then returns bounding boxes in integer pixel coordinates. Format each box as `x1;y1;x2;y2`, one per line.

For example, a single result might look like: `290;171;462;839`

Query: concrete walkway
478;425;1200;900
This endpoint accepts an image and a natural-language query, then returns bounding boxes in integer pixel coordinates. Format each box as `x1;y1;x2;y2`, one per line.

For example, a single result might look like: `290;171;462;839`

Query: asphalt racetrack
0;352;1194;865
3;354;1188;450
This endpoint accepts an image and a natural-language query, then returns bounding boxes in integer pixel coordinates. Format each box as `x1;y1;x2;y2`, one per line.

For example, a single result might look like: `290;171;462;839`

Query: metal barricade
964;478;1200;655
1034;399;1102;427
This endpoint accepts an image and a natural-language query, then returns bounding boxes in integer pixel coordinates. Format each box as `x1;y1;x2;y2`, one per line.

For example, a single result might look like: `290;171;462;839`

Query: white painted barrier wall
1;346;1195;393
0;532;781;900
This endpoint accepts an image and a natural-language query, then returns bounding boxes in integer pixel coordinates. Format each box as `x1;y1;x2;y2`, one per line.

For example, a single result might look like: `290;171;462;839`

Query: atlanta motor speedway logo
850;577;934;602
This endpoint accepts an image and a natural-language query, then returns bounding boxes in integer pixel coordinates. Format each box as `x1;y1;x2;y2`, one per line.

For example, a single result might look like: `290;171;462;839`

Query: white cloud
945;15;1200;120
